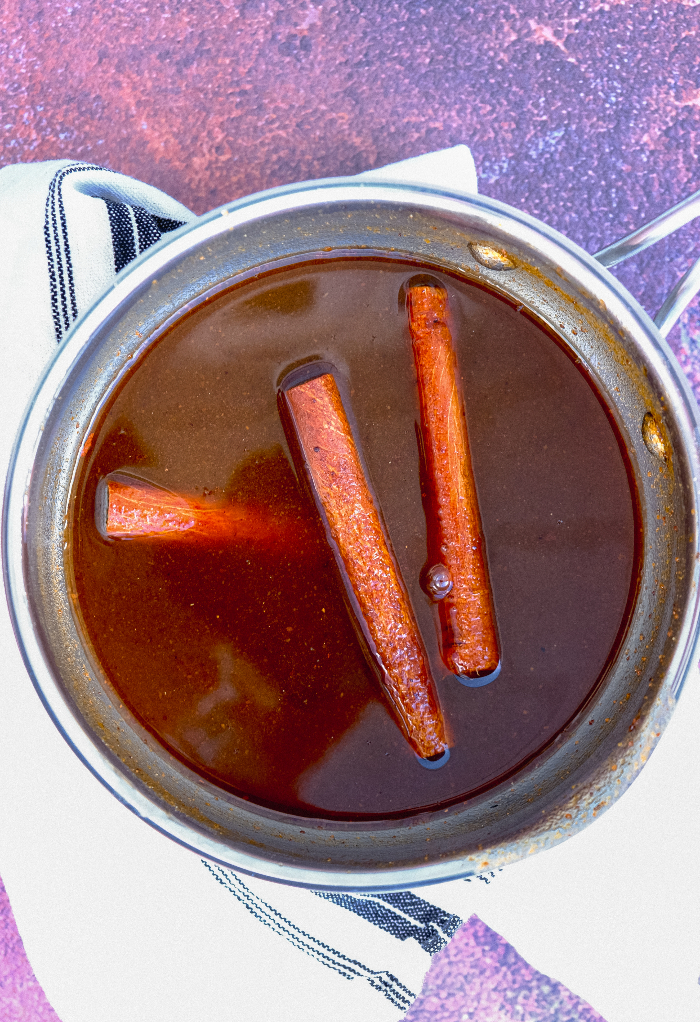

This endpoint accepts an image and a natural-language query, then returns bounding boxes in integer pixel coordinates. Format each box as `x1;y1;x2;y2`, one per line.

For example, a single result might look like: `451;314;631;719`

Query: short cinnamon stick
97;472;311;551
408;284;500;680
280;369;446;760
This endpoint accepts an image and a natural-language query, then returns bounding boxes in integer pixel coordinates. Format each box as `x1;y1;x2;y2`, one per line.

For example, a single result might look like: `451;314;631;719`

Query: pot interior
15;184;700;889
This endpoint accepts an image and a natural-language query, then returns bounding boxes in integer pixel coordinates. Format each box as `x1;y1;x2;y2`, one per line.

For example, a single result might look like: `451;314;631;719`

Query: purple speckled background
2;1;700;1019
405;913;606;1022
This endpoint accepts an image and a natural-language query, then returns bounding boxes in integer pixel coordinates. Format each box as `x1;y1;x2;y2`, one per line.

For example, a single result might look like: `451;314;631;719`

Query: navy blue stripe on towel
44;163;103;342
202;862;415;1011
315;891;461;955
105;200;137;273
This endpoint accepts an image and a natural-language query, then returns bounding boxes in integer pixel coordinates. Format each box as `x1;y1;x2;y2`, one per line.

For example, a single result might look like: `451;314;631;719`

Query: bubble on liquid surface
425;563;453;600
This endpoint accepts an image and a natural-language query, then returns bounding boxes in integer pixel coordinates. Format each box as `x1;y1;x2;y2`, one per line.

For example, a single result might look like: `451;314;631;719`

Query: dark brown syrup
69;256;639;819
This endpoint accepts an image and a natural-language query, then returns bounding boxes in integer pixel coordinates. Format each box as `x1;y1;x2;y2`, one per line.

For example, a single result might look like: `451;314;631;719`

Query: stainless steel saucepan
5;178;700;891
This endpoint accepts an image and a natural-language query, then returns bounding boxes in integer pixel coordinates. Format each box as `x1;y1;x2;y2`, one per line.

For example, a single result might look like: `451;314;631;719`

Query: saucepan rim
4;176;700;891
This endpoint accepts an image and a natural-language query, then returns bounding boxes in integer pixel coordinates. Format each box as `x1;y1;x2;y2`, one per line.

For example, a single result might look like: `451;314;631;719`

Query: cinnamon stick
407;284;500;680
97;472;312;551
279;368;447;760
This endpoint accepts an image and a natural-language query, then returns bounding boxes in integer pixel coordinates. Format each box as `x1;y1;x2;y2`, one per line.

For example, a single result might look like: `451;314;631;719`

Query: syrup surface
70;257;638;818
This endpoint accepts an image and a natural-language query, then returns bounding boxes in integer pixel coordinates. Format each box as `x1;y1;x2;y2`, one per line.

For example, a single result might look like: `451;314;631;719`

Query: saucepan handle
594;187;700;338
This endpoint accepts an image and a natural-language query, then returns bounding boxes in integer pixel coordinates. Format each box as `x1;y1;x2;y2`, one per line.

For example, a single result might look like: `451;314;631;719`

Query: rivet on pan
469;243;516;270
642;412;668;461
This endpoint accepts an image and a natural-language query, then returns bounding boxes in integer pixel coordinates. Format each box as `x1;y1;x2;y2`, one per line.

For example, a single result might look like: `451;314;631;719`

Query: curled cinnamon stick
407;284;500;681
279;367;446;760
97;472;311;550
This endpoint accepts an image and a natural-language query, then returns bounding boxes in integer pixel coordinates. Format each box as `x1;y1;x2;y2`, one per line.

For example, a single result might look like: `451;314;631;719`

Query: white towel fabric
0;147;698;1022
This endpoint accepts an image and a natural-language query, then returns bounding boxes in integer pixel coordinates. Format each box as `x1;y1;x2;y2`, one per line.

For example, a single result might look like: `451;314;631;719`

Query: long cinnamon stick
279;368;446;760
408;284;500;680
97;472;311;551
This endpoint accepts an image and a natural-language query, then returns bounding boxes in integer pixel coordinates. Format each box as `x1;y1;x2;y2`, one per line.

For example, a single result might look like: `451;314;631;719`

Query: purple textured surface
406;914;607;1022
3;0;700;388
0;878;60;1022
2;1;700;1020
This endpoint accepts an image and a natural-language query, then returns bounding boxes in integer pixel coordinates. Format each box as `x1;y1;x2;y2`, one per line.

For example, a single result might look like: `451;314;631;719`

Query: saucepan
4;178;700;891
